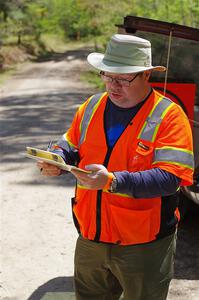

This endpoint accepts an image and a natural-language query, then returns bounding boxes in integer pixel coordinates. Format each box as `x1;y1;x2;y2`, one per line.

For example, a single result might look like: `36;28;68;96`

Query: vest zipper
94;147;113;242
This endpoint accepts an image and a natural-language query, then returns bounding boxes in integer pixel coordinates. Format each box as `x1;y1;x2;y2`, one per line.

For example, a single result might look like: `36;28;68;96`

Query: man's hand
37;161;62;176
71;164;109;190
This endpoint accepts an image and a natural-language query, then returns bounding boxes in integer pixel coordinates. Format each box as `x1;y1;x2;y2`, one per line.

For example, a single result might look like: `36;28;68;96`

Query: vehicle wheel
181;180;199;206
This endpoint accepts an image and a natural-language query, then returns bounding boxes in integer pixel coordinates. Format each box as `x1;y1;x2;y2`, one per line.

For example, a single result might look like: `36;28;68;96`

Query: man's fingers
37;161;62;176
37;161;44;168
41;168;61;176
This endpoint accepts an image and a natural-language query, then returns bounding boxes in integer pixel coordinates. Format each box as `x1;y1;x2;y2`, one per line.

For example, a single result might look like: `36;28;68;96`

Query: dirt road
1;48;199;300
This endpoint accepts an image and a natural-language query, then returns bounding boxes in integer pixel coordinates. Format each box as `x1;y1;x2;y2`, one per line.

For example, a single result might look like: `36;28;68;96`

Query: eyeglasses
100;71;140;87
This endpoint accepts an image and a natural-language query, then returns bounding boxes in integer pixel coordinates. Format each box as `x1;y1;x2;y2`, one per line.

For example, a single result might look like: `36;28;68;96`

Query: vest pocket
129;142;154;171
110;204;154;245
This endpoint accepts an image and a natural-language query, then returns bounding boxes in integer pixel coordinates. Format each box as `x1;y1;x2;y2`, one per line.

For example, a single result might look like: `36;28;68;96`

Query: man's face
101;71;151;107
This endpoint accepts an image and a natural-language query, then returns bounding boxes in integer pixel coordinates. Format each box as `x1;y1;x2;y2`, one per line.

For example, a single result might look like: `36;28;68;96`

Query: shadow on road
1;92;89;160
1;91;92;187
27;276;74;300
32;48;93;63
174;207;199;280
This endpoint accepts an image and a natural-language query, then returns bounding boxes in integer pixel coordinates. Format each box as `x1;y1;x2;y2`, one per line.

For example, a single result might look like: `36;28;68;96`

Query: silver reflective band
79;93;104;146
139;97;173;142
57;135;76;152
153;148;194;169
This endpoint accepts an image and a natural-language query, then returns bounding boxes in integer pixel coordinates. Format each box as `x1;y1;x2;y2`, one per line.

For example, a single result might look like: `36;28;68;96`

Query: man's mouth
108;90;121;97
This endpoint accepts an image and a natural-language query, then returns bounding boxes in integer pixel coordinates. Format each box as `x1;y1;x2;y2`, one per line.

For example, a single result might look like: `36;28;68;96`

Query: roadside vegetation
0;0;198;86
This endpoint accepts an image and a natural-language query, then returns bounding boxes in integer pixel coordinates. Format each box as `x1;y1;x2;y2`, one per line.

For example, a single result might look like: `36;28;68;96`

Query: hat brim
87;53;166;74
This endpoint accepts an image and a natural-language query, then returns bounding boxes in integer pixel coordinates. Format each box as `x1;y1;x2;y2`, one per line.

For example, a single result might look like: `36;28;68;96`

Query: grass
0;66;17;86
81;70;105;90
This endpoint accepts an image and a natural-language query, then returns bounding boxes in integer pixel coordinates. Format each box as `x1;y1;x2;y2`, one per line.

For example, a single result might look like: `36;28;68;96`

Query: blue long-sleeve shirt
114;168;180;198
54;92;180;198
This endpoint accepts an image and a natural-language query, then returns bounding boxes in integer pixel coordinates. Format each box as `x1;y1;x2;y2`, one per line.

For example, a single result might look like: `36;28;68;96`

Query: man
38;34;194;300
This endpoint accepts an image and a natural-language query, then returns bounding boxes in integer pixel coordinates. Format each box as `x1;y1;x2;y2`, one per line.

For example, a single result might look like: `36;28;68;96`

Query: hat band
104;53;151;67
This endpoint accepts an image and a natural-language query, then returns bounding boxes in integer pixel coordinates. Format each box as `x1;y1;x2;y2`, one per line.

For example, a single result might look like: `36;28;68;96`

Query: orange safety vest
58;90;194;245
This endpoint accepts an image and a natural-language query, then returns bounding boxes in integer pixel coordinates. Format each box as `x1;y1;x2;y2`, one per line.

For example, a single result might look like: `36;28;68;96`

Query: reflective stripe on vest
153;147;194;170
57;133;77;152
138;96;175;142
79;92;106;147
77;183;131;198
56;93;105;151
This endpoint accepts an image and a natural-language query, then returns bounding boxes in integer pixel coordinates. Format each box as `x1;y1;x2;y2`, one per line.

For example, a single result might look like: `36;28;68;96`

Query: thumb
85;164;105;171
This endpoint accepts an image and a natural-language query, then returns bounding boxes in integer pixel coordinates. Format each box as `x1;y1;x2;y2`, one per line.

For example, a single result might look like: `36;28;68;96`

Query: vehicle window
135;31;199;105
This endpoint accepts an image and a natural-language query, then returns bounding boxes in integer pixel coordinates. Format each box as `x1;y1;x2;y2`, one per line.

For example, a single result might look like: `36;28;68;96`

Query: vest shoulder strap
79;92;106;146
138;96;175;142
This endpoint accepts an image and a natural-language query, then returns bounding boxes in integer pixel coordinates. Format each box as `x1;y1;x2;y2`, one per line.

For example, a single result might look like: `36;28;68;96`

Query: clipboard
25;146;91;174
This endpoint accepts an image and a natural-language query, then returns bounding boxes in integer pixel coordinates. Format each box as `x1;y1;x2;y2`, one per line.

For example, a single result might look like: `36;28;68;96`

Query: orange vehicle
117;16;199;211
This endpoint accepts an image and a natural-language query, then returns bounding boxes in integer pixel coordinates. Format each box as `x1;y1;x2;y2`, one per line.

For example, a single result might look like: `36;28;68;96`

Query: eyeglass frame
100;71;141;87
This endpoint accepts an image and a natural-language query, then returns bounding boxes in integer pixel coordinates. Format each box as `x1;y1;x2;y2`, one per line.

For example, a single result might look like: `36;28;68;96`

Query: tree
0;0;198;47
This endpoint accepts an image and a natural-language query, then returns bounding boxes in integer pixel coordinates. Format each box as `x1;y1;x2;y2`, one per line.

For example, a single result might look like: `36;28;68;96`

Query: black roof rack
117;16;199;41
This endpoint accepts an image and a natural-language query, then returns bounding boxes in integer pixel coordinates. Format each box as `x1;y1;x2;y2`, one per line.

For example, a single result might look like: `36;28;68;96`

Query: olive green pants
74;233;176;300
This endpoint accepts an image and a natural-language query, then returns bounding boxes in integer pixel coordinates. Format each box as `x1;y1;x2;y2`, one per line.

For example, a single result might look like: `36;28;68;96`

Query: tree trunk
76;30;80;41
17;33;21;45
3;11;8;22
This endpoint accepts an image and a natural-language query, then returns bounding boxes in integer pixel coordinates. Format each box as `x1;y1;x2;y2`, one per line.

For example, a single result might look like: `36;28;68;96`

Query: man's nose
110;78;121;87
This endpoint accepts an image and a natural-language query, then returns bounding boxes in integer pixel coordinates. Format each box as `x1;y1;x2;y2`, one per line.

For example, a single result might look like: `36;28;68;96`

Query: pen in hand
47;141;53;151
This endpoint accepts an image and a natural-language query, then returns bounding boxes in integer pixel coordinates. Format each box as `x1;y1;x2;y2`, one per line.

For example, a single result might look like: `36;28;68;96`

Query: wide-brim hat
87;34;166;74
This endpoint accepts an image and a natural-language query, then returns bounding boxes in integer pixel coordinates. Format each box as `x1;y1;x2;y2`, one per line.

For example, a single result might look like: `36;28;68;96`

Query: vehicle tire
181;185;199;206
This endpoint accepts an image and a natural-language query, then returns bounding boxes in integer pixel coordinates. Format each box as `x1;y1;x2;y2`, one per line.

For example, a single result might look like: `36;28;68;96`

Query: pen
47;141;53;151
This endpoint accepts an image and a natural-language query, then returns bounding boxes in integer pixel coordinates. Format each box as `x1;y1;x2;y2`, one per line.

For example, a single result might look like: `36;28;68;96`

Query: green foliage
81;70;105;90
136;0;199;27
0;0;198;46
